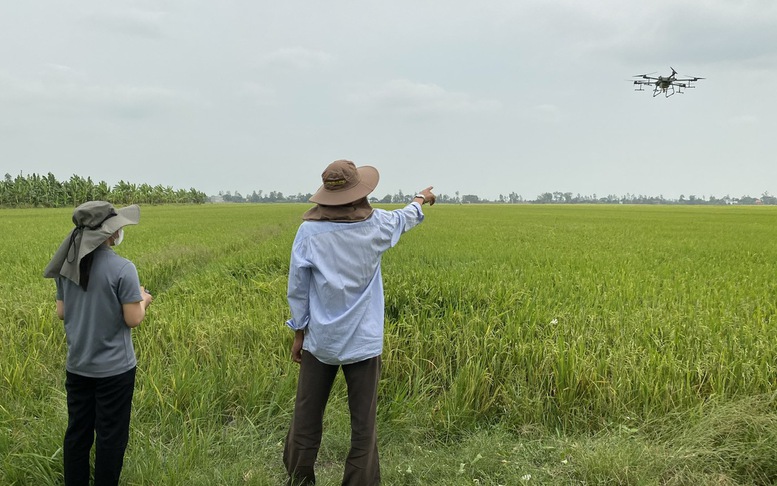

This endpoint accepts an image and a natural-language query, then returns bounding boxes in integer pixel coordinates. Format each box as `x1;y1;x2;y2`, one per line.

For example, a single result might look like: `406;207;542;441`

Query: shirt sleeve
387;201;425;247
55;278;63;300
117;261;143;304
286;234;312;331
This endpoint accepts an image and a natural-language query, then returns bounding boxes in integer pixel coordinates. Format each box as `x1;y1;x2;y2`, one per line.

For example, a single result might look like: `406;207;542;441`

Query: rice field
2;203;777;485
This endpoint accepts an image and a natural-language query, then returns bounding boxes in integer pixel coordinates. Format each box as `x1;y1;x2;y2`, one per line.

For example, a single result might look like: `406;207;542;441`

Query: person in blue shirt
44;201;153;486
283;159;435;486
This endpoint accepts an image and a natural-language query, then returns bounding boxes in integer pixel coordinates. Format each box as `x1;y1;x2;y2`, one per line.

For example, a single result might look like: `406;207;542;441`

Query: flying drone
631;67;704;97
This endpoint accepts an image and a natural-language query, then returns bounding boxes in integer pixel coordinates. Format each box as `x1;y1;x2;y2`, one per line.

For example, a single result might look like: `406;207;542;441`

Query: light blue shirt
286;202;425;365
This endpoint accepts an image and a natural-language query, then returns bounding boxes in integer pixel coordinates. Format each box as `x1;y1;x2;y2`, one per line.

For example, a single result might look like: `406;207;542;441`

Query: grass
2;203;777;484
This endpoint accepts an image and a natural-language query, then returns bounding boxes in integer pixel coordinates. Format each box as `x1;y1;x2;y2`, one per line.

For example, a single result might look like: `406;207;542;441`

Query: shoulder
98;248;137;275
296;220;347;237
104;249;133;265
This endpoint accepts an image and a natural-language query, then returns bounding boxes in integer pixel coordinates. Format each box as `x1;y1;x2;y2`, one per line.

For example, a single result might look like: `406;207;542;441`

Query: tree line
3;172;773;208
218;189;474;204
217;189;777;205
524;191;777;205
1;173;208;208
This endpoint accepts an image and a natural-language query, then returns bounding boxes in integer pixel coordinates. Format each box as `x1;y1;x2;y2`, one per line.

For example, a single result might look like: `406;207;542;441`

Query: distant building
209;195;225;203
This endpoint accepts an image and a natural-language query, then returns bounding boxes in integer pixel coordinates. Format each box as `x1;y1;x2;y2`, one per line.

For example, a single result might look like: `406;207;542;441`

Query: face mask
113;228;124;246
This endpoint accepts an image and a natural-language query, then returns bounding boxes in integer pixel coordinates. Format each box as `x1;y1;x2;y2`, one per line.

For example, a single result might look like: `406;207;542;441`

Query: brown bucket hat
44;201;140;285
304;160;379;222
309;160;379;206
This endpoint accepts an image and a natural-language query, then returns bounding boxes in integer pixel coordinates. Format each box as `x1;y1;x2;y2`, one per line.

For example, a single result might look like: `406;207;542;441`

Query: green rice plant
381;204;777;432
3;203;777;484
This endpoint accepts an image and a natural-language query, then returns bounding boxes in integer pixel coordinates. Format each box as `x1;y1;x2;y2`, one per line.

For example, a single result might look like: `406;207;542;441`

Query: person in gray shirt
44;201;153;486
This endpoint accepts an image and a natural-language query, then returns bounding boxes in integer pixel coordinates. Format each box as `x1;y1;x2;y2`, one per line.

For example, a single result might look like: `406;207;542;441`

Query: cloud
0;68;196;120
90;85;195;119
260;47;333;70
728;114;759;126
347;79;501;118
640;5;777;65
81;9;167;38
501;0;776;69
237;82;277;106
531;104;566;123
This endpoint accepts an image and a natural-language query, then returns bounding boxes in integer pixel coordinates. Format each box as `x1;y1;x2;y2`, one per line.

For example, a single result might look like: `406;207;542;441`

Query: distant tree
392;190;407;204
189;188;208;203
94;180;111;202
761;192;777;205
536;192;553;204
0;176;10;206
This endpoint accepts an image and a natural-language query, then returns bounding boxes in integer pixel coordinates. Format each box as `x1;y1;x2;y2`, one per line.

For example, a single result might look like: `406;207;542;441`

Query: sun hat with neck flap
303;159;380;222
44;201;140;285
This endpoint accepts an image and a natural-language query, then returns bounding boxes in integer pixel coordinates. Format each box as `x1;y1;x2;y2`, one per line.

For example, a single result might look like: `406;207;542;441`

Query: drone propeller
672;68;704;81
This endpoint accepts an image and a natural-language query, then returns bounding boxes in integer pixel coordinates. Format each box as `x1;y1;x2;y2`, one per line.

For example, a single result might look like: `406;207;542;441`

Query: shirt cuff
286;318;308;331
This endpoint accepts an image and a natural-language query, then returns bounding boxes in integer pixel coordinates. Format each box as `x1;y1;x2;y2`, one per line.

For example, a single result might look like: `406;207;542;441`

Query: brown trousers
284;352;381;486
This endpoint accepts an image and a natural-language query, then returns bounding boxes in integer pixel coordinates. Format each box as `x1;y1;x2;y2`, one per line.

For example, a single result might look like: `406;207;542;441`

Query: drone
631;67;704;97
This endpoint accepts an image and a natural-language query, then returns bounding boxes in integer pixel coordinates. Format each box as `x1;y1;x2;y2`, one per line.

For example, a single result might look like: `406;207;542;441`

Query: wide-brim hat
43;201;140;285
309;159;379;206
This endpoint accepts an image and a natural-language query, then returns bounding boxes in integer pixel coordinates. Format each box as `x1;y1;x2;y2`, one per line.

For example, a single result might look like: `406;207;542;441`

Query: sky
1;0;776;201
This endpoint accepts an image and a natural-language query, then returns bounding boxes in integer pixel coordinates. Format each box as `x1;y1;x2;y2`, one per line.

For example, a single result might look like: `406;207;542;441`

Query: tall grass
2;204;776;484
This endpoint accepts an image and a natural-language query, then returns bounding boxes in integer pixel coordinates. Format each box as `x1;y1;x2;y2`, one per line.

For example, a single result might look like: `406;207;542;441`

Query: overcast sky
2;0;776;200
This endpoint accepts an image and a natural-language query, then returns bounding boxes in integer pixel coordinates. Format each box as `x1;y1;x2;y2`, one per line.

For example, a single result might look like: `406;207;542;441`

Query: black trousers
64;367;136;486
284;353;381;486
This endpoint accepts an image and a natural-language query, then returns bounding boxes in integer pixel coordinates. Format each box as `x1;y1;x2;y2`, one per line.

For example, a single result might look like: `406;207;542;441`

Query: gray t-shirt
56;245;143;377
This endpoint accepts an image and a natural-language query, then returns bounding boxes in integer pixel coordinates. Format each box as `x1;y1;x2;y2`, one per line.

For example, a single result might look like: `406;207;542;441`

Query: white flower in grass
550;318;558;325
521;474;532;481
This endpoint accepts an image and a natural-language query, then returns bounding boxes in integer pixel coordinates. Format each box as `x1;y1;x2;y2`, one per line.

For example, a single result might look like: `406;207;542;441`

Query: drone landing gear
654;86;680;97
